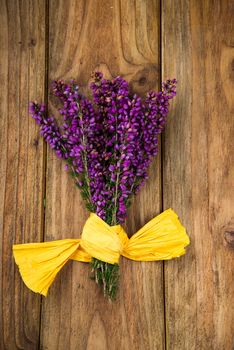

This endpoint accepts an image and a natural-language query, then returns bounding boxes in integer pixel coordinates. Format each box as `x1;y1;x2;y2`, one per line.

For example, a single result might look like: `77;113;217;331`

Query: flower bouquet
13;72;189;300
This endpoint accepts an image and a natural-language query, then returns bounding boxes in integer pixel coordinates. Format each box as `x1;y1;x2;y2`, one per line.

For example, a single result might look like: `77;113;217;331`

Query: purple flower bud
30;73;176;224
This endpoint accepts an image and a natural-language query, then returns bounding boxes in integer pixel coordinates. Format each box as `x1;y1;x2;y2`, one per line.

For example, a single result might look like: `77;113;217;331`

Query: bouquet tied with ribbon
13;72;189;300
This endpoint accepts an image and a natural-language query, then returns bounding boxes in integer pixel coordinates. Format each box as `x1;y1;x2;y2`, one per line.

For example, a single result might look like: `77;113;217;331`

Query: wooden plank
162;0;234;349
0;0;46;349
40;0;165;349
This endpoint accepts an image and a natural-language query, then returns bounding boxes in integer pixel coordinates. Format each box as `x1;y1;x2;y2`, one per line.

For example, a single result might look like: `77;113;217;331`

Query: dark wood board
162;0;234;349
0;0;46;349
40;1;164;349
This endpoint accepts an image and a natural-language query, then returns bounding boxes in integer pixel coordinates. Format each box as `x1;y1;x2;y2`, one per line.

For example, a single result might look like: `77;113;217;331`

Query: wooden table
1;1;233;349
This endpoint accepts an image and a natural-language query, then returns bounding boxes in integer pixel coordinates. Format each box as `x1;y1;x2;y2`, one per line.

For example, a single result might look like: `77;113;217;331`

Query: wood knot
224;230;234;248
29;38;36;46
231;59;234;71
129;64;159;95
33;139;39;147
139;76;147;85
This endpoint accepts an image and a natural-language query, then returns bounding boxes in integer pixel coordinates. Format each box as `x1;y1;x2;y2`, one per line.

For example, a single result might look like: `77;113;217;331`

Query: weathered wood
40;0;164;349
2;1;233;349
162;0;234;349
0;0;46;349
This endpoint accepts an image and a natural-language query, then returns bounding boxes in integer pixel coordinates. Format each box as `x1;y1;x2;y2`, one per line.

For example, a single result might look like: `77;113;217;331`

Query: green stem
111;170;120;225
90;258;119;300
77;107;93;204
70;102;120;299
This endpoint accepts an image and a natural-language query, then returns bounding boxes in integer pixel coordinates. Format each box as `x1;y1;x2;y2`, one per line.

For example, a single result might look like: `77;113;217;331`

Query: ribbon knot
13;208;189;296
80;213;124;264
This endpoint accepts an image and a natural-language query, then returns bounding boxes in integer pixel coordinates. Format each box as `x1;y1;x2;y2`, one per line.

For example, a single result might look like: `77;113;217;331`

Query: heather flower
29;72;177;298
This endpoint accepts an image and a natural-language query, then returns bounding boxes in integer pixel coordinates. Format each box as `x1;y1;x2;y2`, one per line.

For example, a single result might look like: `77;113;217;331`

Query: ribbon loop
122;209;189;261
13;239;81;296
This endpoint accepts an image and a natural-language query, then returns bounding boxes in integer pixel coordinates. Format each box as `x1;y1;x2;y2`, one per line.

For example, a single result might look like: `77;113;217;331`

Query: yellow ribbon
13;208;189;296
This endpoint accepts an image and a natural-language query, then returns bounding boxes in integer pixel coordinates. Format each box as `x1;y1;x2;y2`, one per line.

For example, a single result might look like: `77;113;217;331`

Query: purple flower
30;74;177;224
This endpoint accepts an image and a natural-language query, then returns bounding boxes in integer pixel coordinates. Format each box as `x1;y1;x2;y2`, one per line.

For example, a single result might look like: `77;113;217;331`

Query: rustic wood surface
0;1;46;349
0;0;233;349
162;1;234;349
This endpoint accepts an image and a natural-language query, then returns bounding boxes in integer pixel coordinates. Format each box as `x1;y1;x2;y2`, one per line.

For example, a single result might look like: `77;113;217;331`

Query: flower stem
111;170;120;225
90;258;119;300
77;106;93;206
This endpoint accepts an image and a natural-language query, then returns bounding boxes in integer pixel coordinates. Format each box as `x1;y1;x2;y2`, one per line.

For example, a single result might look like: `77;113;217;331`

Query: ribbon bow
13;208;189;296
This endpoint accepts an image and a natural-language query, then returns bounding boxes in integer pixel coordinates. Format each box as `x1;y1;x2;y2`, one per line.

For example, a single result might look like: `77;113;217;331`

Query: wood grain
162;0;234;349
1;1;234;349
40;0;164;349
0;0;46;349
